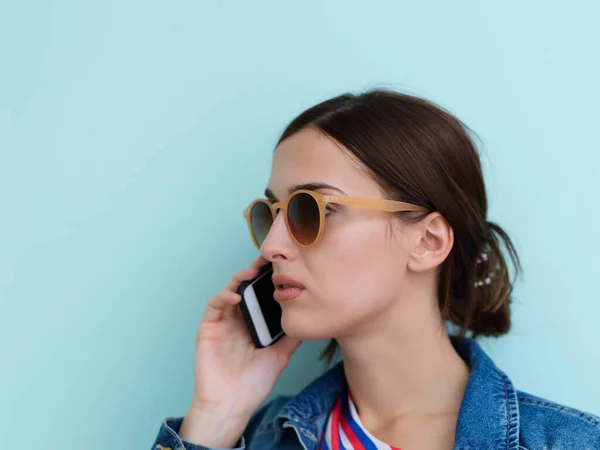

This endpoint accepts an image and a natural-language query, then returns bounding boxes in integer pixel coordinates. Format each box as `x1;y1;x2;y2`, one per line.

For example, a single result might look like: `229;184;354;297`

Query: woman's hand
179;255;303;447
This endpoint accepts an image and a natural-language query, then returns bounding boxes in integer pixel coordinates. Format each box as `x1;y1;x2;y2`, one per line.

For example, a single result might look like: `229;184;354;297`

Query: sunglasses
243;189;430;249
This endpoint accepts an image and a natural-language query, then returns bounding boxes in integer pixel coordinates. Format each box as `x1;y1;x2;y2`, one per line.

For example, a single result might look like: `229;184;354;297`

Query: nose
260;211;297;262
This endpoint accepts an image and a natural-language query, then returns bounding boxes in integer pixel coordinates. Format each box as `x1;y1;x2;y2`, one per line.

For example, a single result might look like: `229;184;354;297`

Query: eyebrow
264;182;347;201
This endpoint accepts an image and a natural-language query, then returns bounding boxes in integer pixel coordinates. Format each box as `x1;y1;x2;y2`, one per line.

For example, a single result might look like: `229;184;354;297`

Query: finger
202;290;242;323
223;299;244;321
202;259;271;324
203;266;263;323
223;266;260;293
249;255;269;270
270;335;303;358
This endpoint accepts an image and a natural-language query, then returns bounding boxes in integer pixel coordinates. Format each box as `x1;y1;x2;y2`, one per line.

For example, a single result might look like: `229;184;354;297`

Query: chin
280;309;339;341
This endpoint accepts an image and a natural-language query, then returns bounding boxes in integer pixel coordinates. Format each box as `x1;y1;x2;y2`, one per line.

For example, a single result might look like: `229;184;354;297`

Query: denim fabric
151;337;600;449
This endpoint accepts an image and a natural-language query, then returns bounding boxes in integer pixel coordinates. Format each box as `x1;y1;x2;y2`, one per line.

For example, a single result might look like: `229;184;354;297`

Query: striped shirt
320;389;402;450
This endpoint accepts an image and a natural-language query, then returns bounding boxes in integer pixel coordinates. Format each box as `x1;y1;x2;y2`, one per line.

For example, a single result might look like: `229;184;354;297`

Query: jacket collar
452;337;520;449
275;337;520;450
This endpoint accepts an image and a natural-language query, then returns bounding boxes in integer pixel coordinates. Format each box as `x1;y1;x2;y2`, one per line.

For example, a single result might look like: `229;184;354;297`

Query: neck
336;293;470;429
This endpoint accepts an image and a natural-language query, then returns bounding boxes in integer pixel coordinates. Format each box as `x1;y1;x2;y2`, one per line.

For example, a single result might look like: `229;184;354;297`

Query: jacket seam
503;373;510;450
518;394;600;428
500;370;520;449
282;406;330;424
163;419;187;449
282;421;318;442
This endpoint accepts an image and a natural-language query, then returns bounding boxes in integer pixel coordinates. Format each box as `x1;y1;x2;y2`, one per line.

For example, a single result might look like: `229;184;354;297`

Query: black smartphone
236;262;285;348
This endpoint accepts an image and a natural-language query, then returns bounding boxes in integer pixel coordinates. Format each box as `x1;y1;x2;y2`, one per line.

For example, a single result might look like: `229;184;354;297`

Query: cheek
306;218;407;318
322;217;404;283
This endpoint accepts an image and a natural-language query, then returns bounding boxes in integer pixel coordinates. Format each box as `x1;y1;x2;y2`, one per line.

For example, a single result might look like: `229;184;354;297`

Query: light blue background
1;1;599;447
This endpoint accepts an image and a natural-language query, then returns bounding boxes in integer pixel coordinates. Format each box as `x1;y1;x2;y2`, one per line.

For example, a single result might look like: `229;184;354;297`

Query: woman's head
252;89;520;364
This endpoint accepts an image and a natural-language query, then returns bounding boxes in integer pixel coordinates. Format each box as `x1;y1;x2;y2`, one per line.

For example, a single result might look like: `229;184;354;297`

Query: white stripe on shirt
348;395;393;450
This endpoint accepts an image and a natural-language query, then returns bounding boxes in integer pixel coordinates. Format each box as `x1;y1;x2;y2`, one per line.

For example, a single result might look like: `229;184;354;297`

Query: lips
272;275;304;289
272;274;305;302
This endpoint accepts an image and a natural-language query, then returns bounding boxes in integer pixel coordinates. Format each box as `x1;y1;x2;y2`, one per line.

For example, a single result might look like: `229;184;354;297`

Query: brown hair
275;88;521;366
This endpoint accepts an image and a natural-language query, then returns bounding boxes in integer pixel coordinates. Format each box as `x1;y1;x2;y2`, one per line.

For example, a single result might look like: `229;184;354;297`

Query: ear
407;212;454;274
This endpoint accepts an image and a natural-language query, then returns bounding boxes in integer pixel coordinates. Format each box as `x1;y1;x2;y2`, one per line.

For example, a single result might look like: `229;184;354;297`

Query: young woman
152;89;600;450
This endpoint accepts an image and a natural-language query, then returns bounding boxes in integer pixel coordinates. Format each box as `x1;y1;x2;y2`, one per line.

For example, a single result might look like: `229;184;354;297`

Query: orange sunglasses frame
243;189;430;249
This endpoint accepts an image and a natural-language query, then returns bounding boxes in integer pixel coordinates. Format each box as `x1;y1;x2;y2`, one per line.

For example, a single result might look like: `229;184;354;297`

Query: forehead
267;127;379;198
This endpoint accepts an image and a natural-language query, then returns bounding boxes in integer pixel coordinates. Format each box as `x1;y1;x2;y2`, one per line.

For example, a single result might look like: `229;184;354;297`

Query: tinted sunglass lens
288;192;320;245
250;202;273;246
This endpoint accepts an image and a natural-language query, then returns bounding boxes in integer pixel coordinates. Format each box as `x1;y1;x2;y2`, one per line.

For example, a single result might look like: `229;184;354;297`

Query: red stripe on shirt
330;398;342;450
341;407;366;450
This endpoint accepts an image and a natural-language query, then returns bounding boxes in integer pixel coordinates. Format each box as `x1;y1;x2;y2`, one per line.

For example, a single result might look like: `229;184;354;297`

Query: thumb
271;335;303;358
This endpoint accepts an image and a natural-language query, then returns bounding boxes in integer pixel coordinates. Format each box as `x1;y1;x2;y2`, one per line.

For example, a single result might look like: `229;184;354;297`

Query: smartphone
237;262;285;348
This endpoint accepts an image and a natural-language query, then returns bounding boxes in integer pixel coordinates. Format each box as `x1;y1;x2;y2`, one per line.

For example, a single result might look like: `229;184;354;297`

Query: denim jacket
152;338;600;450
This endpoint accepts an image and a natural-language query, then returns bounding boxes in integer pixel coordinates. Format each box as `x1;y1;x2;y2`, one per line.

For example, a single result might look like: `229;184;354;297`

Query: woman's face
261;127;421;341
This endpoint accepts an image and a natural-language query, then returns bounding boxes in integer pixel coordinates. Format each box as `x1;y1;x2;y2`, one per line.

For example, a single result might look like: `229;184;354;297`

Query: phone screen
251;268;283;338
